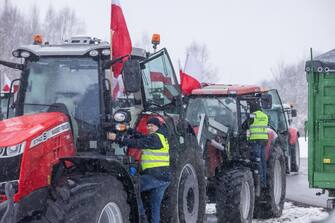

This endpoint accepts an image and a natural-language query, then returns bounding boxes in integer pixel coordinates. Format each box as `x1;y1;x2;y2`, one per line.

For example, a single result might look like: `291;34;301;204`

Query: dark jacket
116;126;171;182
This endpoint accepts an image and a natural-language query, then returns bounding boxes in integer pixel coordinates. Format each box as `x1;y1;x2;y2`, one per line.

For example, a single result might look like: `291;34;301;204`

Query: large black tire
216;167;255;223
290;141;300;172
254;146;286;219
161;140;206;223
42;175;130;223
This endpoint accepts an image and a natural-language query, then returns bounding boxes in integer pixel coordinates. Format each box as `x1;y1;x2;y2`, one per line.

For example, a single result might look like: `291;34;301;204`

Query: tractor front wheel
216;167;255;223
161;143;206;223
43;175;130;223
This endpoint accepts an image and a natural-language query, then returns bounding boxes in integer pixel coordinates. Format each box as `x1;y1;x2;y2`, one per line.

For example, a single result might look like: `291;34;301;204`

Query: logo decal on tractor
30;122;70;148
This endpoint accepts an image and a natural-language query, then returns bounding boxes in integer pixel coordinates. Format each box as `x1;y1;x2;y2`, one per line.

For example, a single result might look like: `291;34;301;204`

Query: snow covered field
206;202;329;223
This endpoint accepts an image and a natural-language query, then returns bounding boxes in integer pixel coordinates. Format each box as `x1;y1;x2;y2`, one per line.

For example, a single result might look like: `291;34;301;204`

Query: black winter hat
147;117;161;128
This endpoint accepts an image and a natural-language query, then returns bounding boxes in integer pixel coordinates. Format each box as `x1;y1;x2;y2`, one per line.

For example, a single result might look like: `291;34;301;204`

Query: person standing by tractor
248;101;269;188
108;117;171;223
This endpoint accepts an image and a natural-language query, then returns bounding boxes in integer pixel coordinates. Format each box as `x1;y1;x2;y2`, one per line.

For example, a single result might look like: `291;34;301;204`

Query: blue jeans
250;141;267;187
139;174;170;223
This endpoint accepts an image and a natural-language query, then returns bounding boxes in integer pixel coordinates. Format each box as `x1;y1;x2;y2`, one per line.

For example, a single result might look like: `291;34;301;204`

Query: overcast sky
9;0;335;84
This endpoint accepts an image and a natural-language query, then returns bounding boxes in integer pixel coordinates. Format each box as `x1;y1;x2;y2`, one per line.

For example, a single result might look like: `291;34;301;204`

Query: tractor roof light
33;34;43;45
89;50;99;57
151;33;160;51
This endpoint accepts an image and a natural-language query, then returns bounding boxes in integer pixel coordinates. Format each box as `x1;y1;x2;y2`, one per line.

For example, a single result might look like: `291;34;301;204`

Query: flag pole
110;2;114;96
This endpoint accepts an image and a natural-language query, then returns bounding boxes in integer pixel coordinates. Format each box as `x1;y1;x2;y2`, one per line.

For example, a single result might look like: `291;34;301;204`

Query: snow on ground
299;137;308;158
206;202;329;223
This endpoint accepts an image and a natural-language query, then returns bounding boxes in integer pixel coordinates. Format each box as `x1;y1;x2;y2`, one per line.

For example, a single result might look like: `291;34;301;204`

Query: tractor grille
0;155;22;185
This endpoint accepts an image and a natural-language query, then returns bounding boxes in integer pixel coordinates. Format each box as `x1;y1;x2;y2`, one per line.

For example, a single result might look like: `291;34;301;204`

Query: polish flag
110;0;132;99
112;75;124;99
110;0;132;77
180;54;204;96
2;74;13;92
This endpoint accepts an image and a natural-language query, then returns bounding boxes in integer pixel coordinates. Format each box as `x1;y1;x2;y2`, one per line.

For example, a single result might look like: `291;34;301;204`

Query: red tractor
185;84;293;222
0;36;206;223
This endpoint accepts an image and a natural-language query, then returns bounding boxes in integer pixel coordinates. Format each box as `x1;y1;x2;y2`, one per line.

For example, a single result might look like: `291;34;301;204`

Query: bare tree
261;60;307;134
185;41;218;83
0;0;86;85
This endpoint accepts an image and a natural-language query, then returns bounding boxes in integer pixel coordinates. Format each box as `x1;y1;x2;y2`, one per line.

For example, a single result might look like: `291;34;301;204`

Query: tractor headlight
0;141;26;158
114;112;126;122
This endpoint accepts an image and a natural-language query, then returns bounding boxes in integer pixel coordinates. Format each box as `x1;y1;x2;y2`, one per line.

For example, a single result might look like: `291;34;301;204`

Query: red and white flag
180;54;204;95
110;0;132;99
2;74;11;92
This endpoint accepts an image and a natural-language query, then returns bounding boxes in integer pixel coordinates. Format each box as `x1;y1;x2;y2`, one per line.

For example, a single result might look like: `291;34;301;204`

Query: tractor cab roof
191;84;265;96
12;36;146;58
305;49;335;72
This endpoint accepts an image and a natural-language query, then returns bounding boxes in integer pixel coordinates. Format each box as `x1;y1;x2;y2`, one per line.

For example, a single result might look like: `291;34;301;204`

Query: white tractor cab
0;35;206;223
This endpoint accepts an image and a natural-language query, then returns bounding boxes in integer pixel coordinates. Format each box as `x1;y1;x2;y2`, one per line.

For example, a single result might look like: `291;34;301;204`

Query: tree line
0;0;85;81
261;60;307;135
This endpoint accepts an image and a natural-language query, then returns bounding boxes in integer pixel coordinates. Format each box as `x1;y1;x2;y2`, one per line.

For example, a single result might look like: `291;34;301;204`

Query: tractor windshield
186;97;238;132
18;57;100;126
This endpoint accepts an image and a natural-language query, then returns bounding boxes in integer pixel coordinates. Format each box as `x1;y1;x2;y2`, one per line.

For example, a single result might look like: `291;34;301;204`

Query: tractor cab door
140;48;182;115
263;89;288;134
263;89;289;155
134;49;182;149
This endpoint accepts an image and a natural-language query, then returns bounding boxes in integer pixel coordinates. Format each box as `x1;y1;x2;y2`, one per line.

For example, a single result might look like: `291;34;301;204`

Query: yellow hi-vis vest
249;110;269;140
141;133;170;170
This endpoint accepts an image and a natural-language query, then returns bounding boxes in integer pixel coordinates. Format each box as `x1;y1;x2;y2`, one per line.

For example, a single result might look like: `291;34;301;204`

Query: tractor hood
0;112;69;147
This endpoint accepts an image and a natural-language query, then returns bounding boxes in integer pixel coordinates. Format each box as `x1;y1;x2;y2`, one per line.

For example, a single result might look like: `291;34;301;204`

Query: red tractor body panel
0;112;76;202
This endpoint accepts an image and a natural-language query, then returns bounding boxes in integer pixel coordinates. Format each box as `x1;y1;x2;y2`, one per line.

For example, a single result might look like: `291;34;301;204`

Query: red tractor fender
288;127;299;145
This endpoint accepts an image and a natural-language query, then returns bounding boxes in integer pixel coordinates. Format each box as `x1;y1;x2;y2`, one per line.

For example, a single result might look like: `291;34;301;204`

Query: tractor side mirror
291;109;297;117
261;94;272;109
123;60;142;93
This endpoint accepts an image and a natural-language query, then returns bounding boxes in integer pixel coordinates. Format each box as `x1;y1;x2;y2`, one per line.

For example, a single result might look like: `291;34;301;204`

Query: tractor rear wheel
290;141;300;172
216;167;255;223
161;139;206;223
43;175;130;223
254;146;286;219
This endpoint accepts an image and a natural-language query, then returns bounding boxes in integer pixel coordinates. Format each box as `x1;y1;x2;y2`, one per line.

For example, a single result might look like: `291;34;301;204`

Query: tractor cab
185;84;289;221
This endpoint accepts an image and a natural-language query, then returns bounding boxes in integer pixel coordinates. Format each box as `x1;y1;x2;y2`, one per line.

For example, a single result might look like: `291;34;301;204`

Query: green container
306;49;335;195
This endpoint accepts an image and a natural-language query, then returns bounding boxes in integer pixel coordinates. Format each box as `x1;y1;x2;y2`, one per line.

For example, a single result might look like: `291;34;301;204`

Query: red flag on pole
2;74;11;92
2;74;18;93
180;54;203;96
110;0;132;77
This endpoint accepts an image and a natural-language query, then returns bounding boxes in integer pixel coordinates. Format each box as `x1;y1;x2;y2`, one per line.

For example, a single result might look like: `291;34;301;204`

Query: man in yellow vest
109;117;171;223
248;101;269;188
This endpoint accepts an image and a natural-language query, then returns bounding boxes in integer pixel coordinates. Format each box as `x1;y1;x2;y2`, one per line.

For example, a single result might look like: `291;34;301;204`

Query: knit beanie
147;117;161;128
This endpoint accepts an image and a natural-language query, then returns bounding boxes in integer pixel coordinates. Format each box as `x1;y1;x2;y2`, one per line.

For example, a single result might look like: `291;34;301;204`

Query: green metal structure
306;49;335;202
